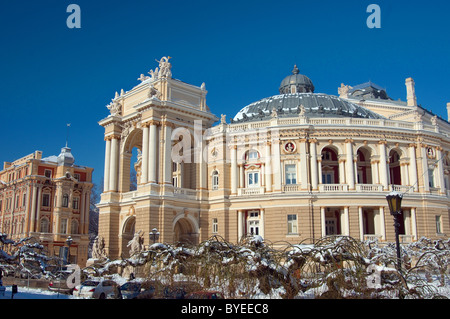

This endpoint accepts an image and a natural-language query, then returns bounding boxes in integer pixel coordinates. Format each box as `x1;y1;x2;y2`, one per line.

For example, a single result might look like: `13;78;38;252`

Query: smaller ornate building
0;147;93;266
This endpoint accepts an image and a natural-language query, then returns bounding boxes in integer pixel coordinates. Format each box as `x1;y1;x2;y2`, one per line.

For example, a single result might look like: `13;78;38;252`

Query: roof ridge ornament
292;65;300;75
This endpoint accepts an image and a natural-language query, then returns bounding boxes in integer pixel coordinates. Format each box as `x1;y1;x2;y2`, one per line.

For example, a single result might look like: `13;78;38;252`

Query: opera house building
98;58;449;258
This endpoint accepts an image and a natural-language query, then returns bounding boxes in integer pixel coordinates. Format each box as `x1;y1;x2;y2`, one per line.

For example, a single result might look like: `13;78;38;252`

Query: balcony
318;184;349;192
356;184;384;192
237;187;265;196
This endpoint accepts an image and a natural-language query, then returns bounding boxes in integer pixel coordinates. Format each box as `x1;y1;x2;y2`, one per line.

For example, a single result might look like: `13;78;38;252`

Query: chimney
447;102;450;121
405;77;417;106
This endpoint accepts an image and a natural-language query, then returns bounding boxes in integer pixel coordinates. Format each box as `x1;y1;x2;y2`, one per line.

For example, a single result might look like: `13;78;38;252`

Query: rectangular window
61;218;68;234
287;214;298;234
73;197;79;210
435;215;442;234
212;218;219;234
285;164;297;185
44;169;52;178
42;194;50;207
248;172;259;187
429;169;435;188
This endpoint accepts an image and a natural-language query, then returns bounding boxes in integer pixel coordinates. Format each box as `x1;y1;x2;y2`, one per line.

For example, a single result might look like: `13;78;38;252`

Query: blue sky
1;0;449;186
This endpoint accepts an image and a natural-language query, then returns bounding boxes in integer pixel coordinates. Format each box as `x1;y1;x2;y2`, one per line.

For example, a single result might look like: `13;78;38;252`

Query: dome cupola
279;65;315;94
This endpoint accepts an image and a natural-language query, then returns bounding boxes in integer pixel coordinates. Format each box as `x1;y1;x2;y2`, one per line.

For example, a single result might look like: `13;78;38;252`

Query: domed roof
279;65;315;94
232;66;385;123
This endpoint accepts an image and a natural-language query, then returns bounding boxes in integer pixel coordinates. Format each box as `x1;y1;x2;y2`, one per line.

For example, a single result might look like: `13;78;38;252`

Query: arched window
212;170;219;190
40;217;49;233
246;150;260;161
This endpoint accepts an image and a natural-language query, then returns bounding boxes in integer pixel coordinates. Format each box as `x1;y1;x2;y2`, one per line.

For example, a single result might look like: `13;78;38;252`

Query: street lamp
149;228;160;245
386;191;403;271
66;236;73;264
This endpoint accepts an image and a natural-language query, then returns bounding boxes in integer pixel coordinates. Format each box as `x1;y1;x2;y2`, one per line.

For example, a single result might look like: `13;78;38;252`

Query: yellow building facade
98;58;449;259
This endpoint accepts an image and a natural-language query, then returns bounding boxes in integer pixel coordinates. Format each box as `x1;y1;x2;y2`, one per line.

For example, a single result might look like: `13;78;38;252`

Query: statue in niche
134;150;142;183
128;230;143;256
91;236;107;260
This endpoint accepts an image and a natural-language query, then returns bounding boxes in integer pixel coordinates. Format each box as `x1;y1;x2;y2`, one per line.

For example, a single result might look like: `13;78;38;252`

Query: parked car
73;279;120;299
186;291;225;299
160;281;202;299
48;271;74;294
116;282;142;299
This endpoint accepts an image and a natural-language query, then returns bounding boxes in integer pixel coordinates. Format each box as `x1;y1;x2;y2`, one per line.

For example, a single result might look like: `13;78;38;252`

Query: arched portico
173;214;199;245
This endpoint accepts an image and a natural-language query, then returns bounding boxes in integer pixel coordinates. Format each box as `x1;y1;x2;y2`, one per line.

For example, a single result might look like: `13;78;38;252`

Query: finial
292;65;299;75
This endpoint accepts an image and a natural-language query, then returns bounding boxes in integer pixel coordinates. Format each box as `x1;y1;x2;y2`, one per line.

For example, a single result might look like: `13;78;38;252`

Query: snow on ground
0;285;72;299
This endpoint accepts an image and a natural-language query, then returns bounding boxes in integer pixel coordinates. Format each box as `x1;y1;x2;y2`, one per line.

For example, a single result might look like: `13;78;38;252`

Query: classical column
35;184;43;232
231;146;238;195
141;123;149;184
379;207;386;240
273;140;282;191
435;147;446;194
84;191;90;234
345;139;355;190
343;207;350;236
28;183;37;232
320;207;326;237
419;143;430;192
410;208;418;240
239;164;244;189
265;142;272;192
299;139;308;189
162;121;173;185
80;190;86;234
338;155;346;184
148;121;159;184
358;207;364;241
109;135;120;192
237;210;243;241
260;209;265;239
379;141;389;190
310;139;318;190
103;137;111;192
409;144;418;191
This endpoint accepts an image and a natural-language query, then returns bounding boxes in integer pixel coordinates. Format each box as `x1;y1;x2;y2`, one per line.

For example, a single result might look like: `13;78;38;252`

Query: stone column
310;139;318;190
358;207;364;241
435;146;446;194
239;164;244;189
163;121;173;185
410;208;418;240
299;139;308;189
265;142;272;192
148;121;159;184
231;146;238;195
409;144;418;191
103;138;111;192
141;123;149;184
260;209;265;239
346;139;355;190
273;140;282;191
379;141;389;190
109;135;120;192
238;210;243;241
30;183;38;232
343;207;350;236
419;143;430;192
320;207;326;237
379;207;386;240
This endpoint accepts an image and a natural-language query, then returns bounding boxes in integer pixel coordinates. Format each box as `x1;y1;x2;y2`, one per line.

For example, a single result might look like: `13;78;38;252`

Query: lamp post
149;228;160;246
386;191;403;271
66;236;73;264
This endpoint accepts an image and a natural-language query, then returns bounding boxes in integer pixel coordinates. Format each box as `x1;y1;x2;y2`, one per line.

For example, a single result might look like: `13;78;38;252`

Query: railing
318;184;349;192
356;184;384;192
238;187;265;196
174;188;198;199
389;185;414;194
364;234;383;242
400;235;414;243
283;184;300;192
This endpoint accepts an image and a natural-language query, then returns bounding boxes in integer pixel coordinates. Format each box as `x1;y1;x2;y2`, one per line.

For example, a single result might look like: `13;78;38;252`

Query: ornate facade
0;147;93;266
98;58;450;259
